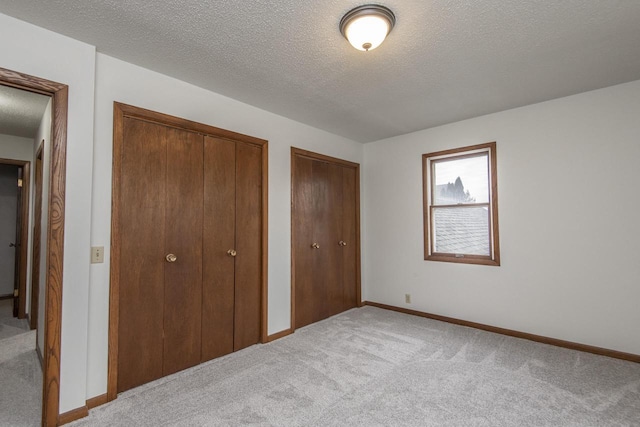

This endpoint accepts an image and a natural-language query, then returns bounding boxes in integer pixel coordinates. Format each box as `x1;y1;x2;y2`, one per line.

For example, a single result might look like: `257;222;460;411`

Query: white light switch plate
91;246;104;264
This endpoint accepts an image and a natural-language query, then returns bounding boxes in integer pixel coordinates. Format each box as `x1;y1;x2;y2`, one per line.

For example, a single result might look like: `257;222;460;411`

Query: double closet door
115;107;263;393
292;148;360;329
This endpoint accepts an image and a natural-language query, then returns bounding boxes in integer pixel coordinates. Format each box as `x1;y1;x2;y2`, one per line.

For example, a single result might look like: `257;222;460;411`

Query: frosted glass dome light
340;5;396;52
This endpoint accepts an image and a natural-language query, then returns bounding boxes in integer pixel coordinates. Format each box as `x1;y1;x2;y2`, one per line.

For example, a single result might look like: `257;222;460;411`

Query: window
422;142;500;266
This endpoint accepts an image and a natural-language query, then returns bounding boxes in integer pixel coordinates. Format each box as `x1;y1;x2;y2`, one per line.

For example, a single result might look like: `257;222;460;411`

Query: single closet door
292;149;360;330
201;137;263;361
293;156;329;328
162;127;203;376
326;164;358;317
339;165;358;313
233;141;263;351
117;118;204;392
202;136;235;361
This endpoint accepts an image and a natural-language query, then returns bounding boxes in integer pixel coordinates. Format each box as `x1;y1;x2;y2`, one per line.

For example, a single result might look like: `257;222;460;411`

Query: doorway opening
0;161;29;311
0;67;68;427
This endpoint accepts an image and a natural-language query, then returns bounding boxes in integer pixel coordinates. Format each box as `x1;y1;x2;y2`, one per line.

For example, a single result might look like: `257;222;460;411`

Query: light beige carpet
0;350;41;427
0;299;41;427
0;299;30;340
0;329;36;364
71;306;640;426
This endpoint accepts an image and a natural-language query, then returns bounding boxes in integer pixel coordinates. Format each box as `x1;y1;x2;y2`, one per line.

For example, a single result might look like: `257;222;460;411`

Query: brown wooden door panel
118;118;167;392
202;136;236;361
311;160;330;324
163;128;204;376
293;156;315;329
341;166;358;311
327;164;344;317
234;142;262;351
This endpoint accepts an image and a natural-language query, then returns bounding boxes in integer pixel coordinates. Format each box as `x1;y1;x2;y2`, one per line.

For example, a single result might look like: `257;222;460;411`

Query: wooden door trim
19;162;31;319
30;144;44;331
108;102;268;401
113;102;267;147
0;67;68;427
0;157;30;319
291;147;360;169
260;141;269;343
290;147;362;332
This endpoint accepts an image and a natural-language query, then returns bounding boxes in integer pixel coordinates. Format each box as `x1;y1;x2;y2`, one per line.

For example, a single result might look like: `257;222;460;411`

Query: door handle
311;243;320;249
227;249;237;257
339;241;347;246
9;242;18;248
165;253;177;263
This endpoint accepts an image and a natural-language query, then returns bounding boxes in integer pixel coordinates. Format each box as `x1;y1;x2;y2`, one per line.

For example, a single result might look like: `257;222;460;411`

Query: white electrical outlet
91;246;104;264
405;293;411;304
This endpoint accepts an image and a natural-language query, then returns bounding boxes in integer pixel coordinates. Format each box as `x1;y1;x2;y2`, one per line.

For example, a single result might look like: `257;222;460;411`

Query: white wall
0;134;34;161
0;13;96;413
34;99;52;356
87;53;363;397
363;79;640;355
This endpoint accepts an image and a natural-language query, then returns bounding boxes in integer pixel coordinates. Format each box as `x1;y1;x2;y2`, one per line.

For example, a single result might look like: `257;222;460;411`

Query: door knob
311;243;320;249
9;242;17;248
339;241;347;246
227;249;237;257
165;253;177;263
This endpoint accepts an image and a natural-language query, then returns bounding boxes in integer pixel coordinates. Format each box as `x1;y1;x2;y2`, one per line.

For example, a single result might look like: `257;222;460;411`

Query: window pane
433;154;488;205
433;206;490;256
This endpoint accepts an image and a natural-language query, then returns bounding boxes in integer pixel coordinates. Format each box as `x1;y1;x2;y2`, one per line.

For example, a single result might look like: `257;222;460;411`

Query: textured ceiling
1;1;640;142
0;84;50;138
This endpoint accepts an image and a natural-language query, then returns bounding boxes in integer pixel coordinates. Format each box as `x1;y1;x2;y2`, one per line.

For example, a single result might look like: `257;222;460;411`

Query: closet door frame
108;102;269;401
290;147;362;331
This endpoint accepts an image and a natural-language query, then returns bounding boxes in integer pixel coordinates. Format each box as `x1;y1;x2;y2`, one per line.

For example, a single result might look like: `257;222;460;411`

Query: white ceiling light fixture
340;4;396;52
